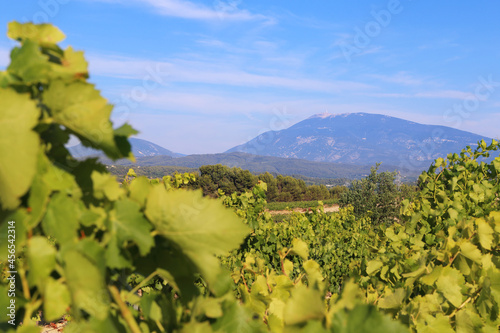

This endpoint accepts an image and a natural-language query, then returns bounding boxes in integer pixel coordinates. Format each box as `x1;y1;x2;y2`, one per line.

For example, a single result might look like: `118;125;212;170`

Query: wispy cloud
368;71;425;86
365;90;478;100
88;53;373;93
414;90;478;100
86;0;274;23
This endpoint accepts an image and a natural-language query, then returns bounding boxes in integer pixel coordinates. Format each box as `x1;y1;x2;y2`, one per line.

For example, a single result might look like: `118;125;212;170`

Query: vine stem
18;264;31;300
109;285;142;333
448;288;481;319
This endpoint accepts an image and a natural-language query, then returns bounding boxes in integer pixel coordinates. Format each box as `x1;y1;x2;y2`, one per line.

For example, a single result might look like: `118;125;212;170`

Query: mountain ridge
69;138;184;158
227;112;493;170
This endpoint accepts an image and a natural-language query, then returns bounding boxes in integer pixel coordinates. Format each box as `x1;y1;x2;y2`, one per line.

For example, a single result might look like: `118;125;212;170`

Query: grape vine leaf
63;240;110;320
435;266;465;308
43;80;131;160
145;187;250;289
108;198;154;256
0;88;40;209
44;278;71;321
7;22;65;44
27;236;56;290
7;40;51;84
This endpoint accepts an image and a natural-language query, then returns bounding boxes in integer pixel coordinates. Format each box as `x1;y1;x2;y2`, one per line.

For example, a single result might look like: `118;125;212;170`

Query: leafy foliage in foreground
353;141;500;331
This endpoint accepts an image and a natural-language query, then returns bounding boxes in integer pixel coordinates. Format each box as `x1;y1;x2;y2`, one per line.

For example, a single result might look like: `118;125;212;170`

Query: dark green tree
339;164;399;225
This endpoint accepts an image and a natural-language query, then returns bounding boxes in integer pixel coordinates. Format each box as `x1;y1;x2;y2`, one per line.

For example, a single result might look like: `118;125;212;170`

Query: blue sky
1;0;499;154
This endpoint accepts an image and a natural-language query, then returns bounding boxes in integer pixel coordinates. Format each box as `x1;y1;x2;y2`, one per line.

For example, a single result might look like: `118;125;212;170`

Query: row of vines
0;22;499;332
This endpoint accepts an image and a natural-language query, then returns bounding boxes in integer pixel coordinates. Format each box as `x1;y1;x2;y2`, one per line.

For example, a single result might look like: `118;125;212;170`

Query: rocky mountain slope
227;113;493;170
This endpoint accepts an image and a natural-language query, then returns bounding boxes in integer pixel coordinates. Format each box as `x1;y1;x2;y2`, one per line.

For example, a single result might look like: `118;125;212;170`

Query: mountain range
227;113;493;171
68;113;496;179
69;138;184;159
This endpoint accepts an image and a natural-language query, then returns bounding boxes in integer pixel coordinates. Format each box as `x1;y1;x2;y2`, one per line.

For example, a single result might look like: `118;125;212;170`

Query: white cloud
365;90;478;100
88;53;373;93
87;0;274;23
414;90;477;100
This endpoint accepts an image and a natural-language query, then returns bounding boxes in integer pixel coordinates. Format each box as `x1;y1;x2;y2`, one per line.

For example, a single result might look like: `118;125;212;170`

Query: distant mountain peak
227;113;492;171
308;112;353;119
69;138;184;159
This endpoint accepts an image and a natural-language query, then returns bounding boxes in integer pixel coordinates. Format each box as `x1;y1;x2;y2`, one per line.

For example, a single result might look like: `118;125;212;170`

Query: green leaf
455;307;483;333
290;238;309;260
127;176;151;207
113;123;138;160
476;218;494;250
460;242;482;264
63;241;110;320
303;259;324;289
42;192;80;247
8;21;65;44
145;186;249;289
283;259;294;276
109;198;153;256
0;209;29;262
105;235;132;269
330;304;409;333
212;300;265;332
27;236;56;289
43;80;127;160
26;179;50;230
140;293;164;322
366;260;384;275
435;266;464;308
284;285;325;325
44;278;70;321
49;46;88;79
0;70;21;88
415;313;454;333
7;39;51;83
194;297;224;319
0;88;40;209
378;288;405;309
487;268;500;305
92;171;124;201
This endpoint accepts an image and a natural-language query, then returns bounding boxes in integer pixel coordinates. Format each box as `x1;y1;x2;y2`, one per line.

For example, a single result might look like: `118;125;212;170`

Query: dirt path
266;204;339;216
